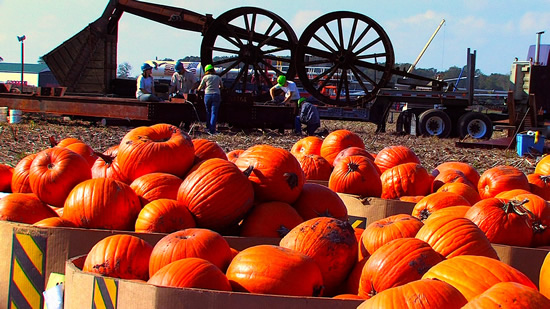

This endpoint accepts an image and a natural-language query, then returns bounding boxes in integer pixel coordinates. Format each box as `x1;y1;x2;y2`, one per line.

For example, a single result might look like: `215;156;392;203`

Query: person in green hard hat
269;75;300;104
295;97;321;136
197;64;223;135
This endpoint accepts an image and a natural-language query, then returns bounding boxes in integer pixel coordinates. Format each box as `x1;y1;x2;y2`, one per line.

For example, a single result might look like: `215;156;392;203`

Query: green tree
118;62;132;78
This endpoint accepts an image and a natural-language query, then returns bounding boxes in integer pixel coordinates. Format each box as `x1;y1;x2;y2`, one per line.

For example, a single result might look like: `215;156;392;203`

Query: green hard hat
277;75;286;86
298;97;306;105
204;64;214;72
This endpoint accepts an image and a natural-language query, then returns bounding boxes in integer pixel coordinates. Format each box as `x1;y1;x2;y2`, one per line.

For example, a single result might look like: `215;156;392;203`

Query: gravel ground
0;112;541;176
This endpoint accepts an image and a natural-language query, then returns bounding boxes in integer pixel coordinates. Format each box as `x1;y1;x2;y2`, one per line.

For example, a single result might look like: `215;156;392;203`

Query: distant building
0;63;57;87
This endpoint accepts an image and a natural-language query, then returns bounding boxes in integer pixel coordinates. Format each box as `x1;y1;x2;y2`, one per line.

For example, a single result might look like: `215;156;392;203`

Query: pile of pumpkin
1;124;550;306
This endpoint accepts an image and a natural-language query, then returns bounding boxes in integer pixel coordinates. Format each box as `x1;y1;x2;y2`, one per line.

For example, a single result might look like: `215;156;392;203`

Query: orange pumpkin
360;214;424;256
11;153;37;193
226;245;324;296
83;234;153;280
422;255;536;301
0;163;13;192
91;145;127;183
374;145;420;174
116;123;195;182
540;251;550;298
64;142;98;167
192;138;227;163
412;191;471;221
431;169;474;192
280;217;357;296
425;205;471;221
33;217;77;228
296;154;333;181
291;136;323;156
535;155;550;175
0;193;58;224
135;199;196;233
332;146;375;167
226;149;244;163
329;155;382;197
380;163;432;199
148;258;232;291
508;193;550;247
478;165;530;199
527;173;550;200
29;147;92;207
292;183;348;221
320;129;365;165
239;201;304;238
463;281;550;308
432;161;480;188
130;172;183;207
437;182;481;205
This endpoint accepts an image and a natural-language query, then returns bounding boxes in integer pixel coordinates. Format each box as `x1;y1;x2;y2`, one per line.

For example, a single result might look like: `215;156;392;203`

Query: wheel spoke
350;25;372;51
355;37;383;56
323;24;342;51
260;59;285;77
230;63;248;90
349;65;372;93
357;52;388;60
258;28;284;48
347;18;358;51
312;34;338;54
354;59;390;72
220;33;244;49
213;56;239;66
261;46;288;55
317;65;339;90
212;46;240;55
337;18;345;51
303;58;333;66
217;59;242;77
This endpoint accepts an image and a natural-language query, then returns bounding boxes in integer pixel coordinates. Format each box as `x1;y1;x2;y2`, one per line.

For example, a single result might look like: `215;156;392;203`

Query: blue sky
1;0;550;77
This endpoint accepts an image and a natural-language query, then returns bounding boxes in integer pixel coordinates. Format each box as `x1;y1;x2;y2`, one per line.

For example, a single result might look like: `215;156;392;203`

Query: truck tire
457;112;493;139
418;109;452;138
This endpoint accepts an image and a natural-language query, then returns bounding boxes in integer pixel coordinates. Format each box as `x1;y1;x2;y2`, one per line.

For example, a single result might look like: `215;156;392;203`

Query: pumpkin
91;145;127;183
437;182;481;205
399;195;425;203
149;228;233;277
478;165;530;199
33;216;77;228
416;215;499;259
380;163;432;199
11;153;37;193
333;294;366;300
116;123;195;182
234;144;304;204
508;193;550;247
192;138;227;163
374;145;420;174
83;234;153;280
148;257;232;291
291;136;323;156
432;161;480;188
280;217;357;296
358;237;443;298
55;137;82;148
0;193;58;224
463;281;550;308
177;158;254;231
535;155;550;175
357;278;467;309
134;199;196;233
329;155;382;197
527;173;550;200
464;197;534;247
422;255;537;301
296;154;332;181
411;191;471;221
495;188;533;199
540;251;550;298
320;129;365;165
29;147;92;207
62;178;141;230
226;149;244;163
431;169;474;192
292;183;348;221
239;201;304;238
360;214;424;256
0;163;13;192
332;146;376;167
64;142;98;167
130;172;183;207
343;258;368;295
226;245;324;297
425;205;471;221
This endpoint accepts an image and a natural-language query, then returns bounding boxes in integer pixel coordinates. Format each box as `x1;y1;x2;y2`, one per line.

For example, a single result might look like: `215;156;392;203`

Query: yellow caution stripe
93;276;118;309
9;233;47;309
348;215;366;229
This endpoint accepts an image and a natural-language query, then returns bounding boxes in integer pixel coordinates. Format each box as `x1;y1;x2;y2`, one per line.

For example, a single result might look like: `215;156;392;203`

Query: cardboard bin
64;255;364;309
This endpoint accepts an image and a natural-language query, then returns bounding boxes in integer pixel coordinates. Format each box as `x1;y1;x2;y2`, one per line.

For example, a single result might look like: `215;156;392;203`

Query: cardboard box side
65;256;365;309
492;244;549;288
338;193;415;228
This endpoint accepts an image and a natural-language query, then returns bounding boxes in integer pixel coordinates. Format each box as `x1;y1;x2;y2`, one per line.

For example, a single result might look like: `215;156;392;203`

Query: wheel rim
295;11;394;106
424;116;446;136
466;119;488;139
200;7;297;100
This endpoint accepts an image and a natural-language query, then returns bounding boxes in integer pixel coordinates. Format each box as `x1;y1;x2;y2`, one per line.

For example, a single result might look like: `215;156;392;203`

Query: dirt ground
0;112;542;176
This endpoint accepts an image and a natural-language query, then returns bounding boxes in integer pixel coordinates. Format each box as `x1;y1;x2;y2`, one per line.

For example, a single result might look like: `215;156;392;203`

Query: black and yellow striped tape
93;276;118;309
348;215;367;229
8;233;47;309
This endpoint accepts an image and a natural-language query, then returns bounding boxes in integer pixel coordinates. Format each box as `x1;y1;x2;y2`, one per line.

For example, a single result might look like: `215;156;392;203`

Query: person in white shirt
197;64;223;135
170;61;198;97
269;75;300;104
136;63;162;102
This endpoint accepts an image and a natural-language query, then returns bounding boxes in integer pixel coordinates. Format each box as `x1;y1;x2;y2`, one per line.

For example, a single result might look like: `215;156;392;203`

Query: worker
169;61;198;97
136;63;162;102
197;64;223;135
295;97;321;136
270;75;300;104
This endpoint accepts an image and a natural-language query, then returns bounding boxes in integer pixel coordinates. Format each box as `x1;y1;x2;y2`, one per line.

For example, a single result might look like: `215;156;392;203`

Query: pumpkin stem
508;199;536;222
368;282;377;298
243;165;254;178
345;161;359;177
418;208;431;221
533;220;547;234
312;284;324;297
541;175;550;184
284;172;299;189
94;151;115;165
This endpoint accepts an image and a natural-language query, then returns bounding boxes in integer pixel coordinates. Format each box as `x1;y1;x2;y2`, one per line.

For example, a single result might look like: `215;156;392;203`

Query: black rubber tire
418;109;452;138
457;112;493;139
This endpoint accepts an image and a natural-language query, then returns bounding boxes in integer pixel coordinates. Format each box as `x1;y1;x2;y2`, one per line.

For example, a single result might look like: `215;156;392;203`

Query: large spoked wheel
200;7;298;101
295;11;395;106
458;112;493;139
419;109;452;138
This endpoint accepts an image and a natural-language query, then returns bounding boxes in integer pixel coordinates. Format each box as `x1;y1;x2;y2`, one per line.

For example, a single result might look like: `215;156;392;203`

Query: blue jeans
138;94;162;102
204;93;221;134
295;116;320;136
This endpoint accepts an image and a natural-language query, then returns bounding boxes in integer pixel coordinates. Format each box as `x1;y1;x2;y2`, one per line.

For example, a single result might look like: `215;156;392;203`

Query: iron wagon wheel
295;11;394;107
200;7;298;101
